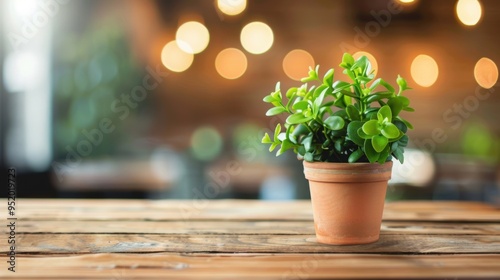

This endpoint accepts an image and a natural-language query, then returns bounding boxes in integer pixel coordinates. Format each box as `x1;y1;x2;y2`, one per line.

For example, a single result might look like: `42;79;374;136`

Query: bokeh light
240;22;274;54
176;21;210;54
217;0;246;16
215;48;248;79
190;126;223;161
161;41;194;72
353;51;378;77
474;57;498;89
411;54;439;87
399;0;415;3
282;49;315;81
456;0;482;26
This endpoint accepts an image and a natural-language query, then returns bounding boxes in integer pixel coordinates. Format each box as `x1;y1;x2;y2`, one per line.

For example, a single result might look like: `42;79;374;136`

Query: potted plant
261;53;414;245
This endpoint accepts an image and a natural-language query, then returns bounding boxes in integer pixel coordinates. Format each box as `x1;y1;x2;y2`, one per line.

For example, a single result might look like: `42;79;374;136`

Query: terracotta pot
303;161;393;245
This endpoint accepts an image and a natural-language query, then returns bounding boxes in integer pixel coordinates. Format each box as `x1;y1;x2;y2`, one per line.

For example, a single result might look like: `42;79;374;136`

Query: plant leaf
382;123;400;139
302;134;313;151
261;133;272;144
273;124;281;142
362;119;380;136
348;148;364;163
263;95;275;103
346;105;360;121
292;100;309;110
304;152;313;162
372;135;388;153
377;105;392;123
323;68;334;87
379;79;395;93
387;97;403;117
364;139;380;163
266;107;286;116
286;87;297;98
324;116;345;130
347;121;364;146
286;113;312;125
357;127;372;139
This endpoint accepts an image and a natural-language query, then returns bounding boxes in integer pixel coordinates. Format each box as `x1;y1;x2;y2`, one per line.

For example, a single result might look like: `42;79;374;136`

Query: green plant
261;53;414;164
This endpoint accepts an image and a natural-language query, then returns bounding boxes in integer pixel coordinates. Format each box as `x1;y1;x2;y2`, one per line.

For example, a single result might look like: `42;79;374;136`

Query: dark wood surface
1;199;500;279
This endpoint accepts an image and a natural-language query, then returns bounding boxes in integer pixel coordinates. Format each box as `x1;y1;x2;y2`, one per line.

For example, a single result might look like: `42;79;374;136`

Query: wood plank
2;233;499;254
9;199;500;222
1;253;500;279
11;220;500;235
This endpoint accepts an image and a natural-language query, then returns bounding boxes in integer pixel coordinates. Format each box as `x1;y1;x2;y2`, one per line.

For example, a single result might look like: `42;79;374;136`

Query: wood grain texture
2;199;499;279
2;233;499;254
10;199;500;222
1;253;500;279
10;220;500;235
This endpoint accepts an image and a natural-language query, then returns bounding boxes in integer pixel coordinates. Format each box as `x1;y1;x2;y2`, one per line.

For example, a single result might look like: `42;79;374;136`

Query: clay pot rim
303;160;393;171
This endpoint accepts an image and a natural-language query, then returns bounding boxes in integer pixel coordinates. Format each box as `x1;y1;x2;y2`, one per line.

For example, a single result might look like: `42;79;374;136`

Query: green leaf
324;116;345;130
304;152;313;162
302;134;313;151
300;66;319;82
273;124;281;142
347;121;364;146
345;105;359;121
292;124;309;137
364;139;380;163
393;147;404;164
331;81;351;92
365;91;392;103
372;135;388;153
351;55;368;72
393;120;408;133
378;145;391;164
387;97;403;117
269;142;279;152
382;123;400;139
357;127;372;139
286;113;312;125
275;82;281;92
362;120;380;136
341;53;355;67
266;107;286;116
277;139;295;156
263;95;275;103
396;116;414;130
403;107;415;112
370;78;381;91
398;96;410;107
379;79;395;93
286;87;297;98
348;148;364;163
397;75;409;92
377;105;392;123
261;133;272;144
398;135;409;147
332;110;348;119
292;100;309;111
334;139;342;152
323;69;334;87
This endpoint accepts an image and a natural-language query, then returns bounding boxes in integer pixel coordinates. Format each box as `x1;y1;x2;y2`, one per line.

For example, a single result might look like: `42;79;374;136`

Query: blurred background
0;0;499;203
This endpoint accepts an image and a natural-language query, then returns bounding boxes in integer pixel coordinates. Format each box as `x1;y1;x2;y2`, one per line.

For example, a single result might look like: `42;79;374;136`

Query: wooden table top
1;199;500;279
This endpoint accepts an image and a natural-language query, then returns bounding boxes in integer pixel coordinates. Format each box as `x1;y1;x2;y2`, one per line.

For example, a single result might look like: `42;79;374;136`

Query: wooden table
1;199;500;279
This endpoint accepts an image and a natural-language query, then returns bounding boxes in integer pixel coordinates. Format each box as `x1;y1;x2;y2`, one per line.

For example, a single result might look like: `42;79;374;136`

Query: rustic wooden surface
1;199;500;279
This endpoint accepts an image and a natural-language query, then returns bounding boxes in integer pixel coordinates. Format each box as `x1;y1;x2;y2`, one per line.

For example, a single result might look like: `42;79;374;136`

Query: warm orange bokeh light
353;51;378;77
215;48;248;79
474;57;498;89
217;0;246;16
282;49;315;81
161;41;194;72
240;22;274;54
456;0;482;26
176;21;210;54
411;54;439;87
